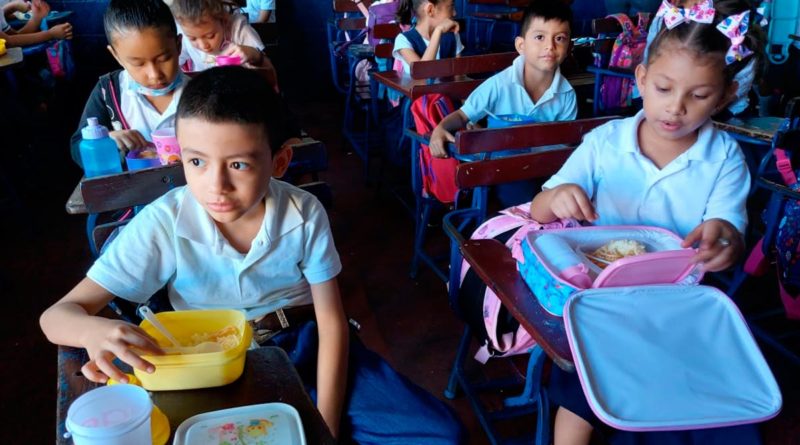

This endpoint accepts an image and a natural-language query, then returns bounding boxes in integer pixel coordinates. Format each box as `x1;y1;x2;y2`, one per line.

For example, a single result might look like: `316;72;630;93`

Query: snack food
588;239;647;268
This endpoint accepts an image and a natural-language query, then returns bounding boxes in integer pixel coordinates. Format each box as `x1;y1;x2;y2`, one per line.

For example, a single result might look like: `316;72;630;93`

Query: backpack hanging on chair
599;13;650;111
410;94;460;203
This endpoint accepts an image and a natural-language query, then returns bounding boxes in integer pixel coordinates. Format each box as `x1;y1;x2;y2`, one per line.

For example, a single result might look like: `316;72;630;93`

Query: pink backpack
599;13;650;111
458;203;580;363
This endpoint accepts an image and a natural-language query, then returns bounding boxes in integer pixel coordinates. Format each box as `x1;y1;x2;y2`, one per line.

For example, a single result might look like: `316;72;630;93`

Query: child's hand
548;184;598;222
436;18;460;34
48;22;72;40
221;44;262;66
30;0;49;20
81;318;163;383
8;0;31;13
429;126;454;158
109;129;150;153
682;218;743;272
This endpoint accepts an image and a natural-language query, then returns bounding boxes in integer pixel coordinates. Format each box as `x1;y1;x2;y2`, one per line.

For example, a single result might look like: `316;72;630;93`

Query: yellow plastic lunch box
135;309;253;391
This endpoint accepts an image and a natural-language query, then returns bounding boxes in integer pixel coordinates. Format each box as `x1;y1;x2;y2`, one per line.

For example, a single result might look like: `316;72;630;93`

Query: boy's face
179;15;226;54
108;28;181;90
177;118;286;227
515;18;571;75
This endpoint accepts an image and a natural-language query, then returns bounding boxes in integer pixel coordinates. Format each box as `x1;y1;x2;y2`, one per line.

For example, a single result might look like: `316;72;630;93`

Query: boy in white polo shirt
41;66;464;445
428;0;577;158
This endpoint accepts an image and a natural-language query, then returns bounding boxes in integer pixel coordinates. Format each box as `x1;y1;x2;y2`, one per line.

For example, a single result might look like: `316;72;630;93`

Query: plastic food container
173;403;306;445
135;309;253;391
125;149;161;170
487;113;536;128
66;384;152;445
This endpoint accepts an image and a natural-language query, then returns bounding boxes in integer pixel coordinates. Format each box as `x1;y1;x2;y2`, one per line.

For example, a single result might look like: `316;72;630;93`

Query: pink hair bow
716;10;753;64
656;0;716;29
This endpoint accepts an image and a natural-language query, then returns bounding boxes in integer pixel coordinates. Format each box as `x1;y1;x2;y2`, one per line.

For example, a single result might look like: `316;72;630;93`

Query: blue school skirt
548;366;763;445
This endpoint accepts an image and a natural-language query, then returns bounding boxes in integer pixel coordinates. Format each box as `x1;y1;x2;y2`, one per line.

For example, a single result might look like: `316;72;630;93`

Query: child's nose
667;96;687;115
209;168;233;193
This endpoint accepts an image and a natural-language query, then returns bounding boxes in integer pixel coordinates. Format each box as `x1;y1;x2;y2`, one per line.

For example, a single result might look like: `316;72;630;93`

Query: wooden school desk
56;346;336;444
713;116;784;144
0;47;23;70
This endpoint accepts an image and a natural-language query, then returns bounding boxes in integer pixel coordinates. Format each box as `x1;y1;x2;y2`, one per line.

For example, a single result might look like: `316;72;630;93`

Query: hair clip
716;10;753;64
656;0;715;30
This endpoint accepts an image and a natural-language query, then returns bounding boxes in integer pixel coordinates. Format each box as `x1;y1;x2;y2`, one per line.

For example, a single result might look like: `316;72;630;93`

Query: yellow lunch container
135;309;253;391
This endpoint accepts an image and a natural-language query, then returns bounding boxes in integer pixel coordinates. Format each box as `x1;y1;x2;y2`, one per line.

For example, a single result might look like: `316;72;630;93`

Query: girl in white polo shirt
531;7;764;445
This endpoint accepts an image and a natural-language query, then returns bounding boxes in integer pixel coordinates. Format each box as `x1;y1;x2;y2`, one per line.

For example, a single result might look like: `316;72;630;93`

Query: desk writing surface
714;116;783;143
0;47;23;69
56;346;336;444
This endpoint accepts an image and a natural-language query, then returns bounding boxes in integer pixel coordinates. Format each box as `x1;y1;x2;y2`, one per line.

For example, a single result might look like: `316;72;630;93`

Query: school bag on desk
598;13;650;112
513;226;783;431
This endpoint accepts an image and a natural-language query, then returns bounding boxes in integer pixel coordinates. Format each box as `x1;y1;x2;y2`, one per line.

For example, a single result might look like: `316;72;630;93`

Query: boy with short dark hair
41;66;464;444
429;0;577;158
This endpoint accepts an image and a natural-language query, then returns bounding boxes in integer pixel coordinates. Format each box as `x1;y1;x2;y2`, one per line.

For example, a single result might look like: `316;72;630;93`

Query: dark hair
519;0;573;37
170;0;237;23
177;66;287;155
646;0;764;86
103;0;177;45
396;0;446;26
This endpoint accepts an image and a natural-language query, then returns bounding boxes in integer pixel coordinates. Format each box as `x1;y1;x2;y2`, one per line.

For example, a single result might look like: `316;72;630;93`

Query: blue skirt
548;365;763;445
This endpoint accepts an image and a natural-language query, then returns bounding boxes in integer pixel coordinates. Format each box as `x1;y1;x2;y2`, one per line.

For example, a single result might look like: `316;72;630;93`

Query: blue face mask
129;74;184;97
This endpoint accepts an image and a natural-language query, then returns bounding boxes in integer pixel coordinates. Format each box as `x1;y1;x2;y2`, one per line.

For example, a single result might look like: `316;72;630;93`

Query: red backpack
410;94;460;203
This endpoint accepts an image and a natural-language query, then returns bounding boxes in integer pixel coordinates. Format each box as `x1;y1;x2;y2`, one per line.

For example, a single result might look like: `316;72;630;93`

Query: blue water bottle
533;234;593;288
79;117;122;178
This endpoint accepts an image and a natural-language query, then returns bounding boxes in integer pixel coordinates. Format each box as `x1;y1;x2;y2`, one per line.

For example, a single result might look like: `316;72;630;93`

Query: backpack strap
774;148;798;186
606;13;635;41
403;28;457;59
635;12;651;36
403;28;428;56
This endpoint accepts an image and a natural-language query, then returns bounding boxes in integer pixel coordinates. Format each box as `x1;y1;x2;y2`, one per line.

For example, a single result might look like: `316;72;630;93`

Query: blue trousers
548;366;763;445
265;321;466;445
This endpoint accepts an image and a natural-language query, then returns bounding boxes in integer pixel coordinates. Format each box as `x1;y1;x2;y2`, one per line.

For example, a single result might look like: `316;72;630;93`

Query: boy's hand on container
81;319;163;384
109;129;149;153
682;218;743;272
429;126;454;158
437;18;460;34
30;0;49;19
48;22;72;40
549;184;598;222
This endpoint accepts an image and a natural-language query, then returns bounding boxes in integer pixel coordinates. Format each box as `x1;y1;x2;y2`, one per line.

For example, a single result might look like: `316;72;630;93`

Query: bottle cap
81;117;110;140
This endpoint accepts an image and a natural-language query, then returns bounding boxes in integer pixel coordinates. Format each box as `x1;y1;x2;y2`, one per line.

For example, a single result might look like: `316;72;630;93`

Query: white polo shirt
87;180;342;320
243;0;275;23
179;14;265;72
118;70;187;140
542;110;750;237
392;31;464;75
459;55;577;124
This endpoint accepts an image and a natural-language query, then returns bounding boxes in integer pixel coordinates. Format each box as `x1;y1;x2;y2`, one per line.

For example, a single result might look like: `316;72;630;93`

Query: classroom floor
2;82;800;444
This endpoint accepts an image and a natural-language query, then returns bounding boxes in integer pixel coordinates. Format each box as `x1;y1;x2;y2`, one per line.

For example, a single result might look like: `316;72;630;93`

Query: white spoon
138;307;223;354
139;306;181;347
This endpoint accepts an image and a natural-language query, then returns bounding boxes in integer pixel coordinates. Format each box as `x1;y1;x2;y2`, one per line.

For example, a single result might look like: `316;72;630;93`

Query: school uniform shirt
69;69;188;166
392;31;464;75
459;55;577;124
87;180;342;321
542;110;750;238
179;13;265;72
243;0;275;23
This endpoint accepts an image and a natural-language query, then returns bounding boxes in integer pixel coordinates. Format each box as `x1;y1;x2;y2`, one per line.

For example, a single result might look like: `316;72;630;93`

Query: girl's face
424;0;456;27
179;15;227;54
108;27;181;90
635;46;734;147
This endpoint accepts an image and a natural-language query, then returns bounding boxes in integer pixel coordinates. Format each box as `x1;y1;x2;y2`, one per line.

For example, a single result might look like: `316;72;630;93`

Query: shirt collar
175;180;304;251
622;110;727;162
511;55;573;100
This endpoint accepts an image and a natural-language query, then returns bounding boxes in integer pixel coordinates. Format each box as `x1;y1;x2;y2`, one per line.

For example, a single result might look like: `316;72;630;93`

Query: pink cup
150;128;181;165
215;55;242;66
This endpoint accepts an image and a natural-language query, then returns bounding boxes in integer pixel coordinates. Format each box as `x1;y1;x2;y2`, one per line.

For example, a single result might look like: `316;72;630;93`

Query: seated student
642;0;762;117
69;0;188;164
530;10;760;445
429;0;576;206
0;0;71;48
242;0;275;23
41;66;465;445
392;0;463;76
170;0;276;79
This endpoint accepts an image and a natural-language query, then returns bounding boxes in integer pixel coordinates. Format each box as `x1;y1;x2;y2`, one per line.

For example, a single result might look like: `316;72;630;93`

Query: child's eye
534;35;544;40
556;35;567;43
230;161;249;171
189;158;206;167
692;94;709;100
656;86;669;93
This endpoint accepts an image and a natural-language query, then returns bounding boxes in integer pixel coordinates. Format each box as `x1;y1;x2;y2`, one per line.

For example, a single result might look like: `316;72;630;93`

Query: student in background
392;0;463;75
69;0;187;164
242;0;275;23
429;0;576;206
170;0;276;81
531;9;761;445
0;0;71;48
42;66;466;445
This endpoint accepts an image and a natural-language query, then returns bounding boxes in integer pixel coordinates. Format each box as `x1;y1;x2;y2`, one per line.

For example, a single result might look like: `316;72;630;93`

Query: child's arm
3;0;30;19
2;22;70;46
309;278;349;439
397;19;460;65
681;219;743;272
253;10;272;23
39;277;163;383
530;184;598;223
14;0;47;34
429;109;469;158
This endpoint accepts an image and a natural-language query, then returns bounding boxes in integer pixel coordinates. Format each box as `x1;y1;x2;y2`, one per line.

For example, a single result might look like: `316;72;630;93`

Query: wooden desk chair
427;117;614;444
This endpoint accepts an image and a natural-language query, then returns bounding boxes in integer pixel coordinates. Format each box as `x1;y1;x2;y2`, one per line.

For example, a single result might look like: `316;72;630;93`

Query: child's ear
271;142;294;178
514;35;525;55
634;63;647;98
423;1;435;17
107;44;122;66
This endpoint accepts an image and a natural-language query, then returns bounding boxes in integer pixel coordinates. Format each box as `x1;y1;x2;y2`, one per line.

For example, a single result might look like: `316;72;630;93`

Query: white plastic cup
66;384;153;445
